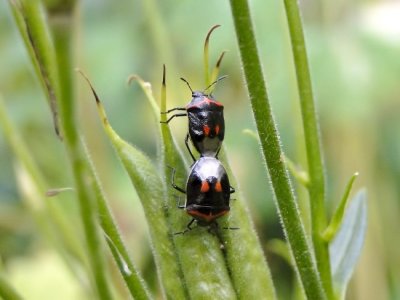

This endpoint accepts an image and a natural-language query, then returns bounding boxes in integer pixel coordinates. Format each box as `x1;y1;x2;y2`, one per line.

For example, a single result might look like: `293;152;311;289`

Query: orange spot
215;181;222;192
215;125;220;135
203;125;210;136
201;181;210;193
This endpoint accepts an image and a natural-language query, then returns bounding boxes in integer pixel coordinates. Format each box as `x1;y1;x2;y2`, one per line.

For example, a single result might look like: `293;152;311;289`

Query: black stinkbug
170;157;235;234
161;77;227;161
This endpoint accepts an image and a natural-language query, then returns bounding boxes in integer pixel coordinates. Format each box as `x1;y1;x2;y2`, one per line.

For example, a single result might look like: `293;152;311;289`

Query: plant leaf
158;67;237;299
81;74;187;300
217;149;277;300
323;172;359;242
83;141;152;300
330;189;367;298
210;51;227;85
8;0;61;138
203;24;221;86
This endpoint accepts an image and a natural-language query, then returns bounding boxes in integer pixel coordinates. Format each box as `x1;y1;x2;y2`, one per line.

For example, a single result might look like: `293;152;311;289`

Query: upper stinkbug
161;77;227;161
170;157;235;234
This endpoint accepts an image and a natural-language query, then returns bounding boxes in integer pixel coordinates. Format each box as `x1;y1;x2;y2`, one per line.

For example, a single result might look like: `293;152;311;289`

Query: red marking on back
204;97;223;107
187;209;229;223
215;124;220;135
203;125;210;136
215;181;222;192
200;181;210;193
186;98;223;109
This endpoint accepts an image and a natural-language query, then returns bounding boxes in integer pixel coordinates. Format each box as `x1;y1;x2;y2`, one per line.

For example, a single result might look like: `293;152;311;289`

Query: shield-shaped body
186;92;225;157
185;157;231;226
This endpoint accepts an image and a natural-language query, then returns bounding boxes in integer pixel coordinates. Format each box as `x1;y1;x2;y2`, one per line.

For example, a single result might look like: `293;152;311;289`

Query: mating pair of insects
162;77;237;235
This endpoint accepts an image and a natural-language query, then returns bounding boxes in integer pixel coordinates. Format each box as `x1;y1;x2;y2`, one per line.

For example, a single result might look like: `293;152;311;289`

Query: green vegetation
1;0;397;299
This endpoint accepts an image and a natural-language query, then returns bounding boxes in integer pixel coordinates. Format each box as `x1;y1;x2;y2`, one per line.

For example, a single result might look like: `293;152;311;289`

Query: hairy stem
282;0;333;297
229;0;326;298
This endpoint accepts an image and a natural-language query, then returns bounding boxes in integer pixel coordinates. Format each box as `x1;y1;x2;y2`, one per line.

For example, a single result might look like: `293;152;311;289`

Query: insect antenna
180;77;194;94
203;75;228;94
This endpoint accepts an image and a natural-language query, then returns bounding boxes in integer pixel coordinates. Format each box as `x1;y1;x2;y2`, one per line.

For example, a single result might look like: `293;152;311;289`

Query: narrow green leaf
229;0;326;298
323;172;359;242
159;67;237;299
210;51;227;88
330;189;367;299
81;74;186;300
83;141;152;300
203;24;221;86
9;0;61;138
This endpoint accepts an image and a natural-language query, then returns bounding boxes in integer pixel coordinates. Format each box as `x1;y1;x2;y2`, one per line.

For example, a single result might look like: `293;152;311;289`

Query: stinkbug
170;157;235;234
161;77;226;161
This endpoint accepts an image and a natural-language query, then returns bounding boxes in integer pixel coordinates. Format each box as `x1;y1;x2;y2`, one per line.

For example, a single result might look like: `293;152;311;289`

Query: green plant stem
49;9;112;300
282;0;333;297
229;0;326;299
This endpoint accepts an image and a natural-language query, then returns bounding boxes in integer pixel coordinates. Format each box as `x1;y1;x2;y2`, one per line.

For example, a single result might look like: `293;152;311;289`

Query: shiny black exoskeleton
171;157;234;234
161;78;225;161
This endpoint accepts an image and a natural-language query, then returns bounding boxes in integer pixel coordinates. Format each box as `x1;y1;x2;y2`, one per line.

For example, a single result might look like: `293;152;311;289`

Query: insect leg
185;133;197;162
160;113;187;124
174;218;196;235
160;107;186;114
169;167;186;194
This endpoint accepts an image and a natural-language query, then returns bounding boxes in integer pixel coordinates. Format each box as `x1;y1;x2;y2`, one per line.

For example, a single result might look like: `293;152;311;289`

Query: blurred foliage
0;0;399;299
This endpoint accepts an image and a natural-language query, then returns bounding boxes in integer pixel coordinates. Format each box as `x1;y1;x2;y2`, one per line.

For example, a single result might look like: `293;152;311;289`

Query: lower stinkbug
170;157;235;234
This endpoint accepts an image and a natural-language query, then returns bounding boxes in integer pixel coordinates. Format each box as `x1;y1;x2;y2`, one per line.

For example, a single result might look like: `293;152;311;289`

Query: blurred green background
1;0;399;299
